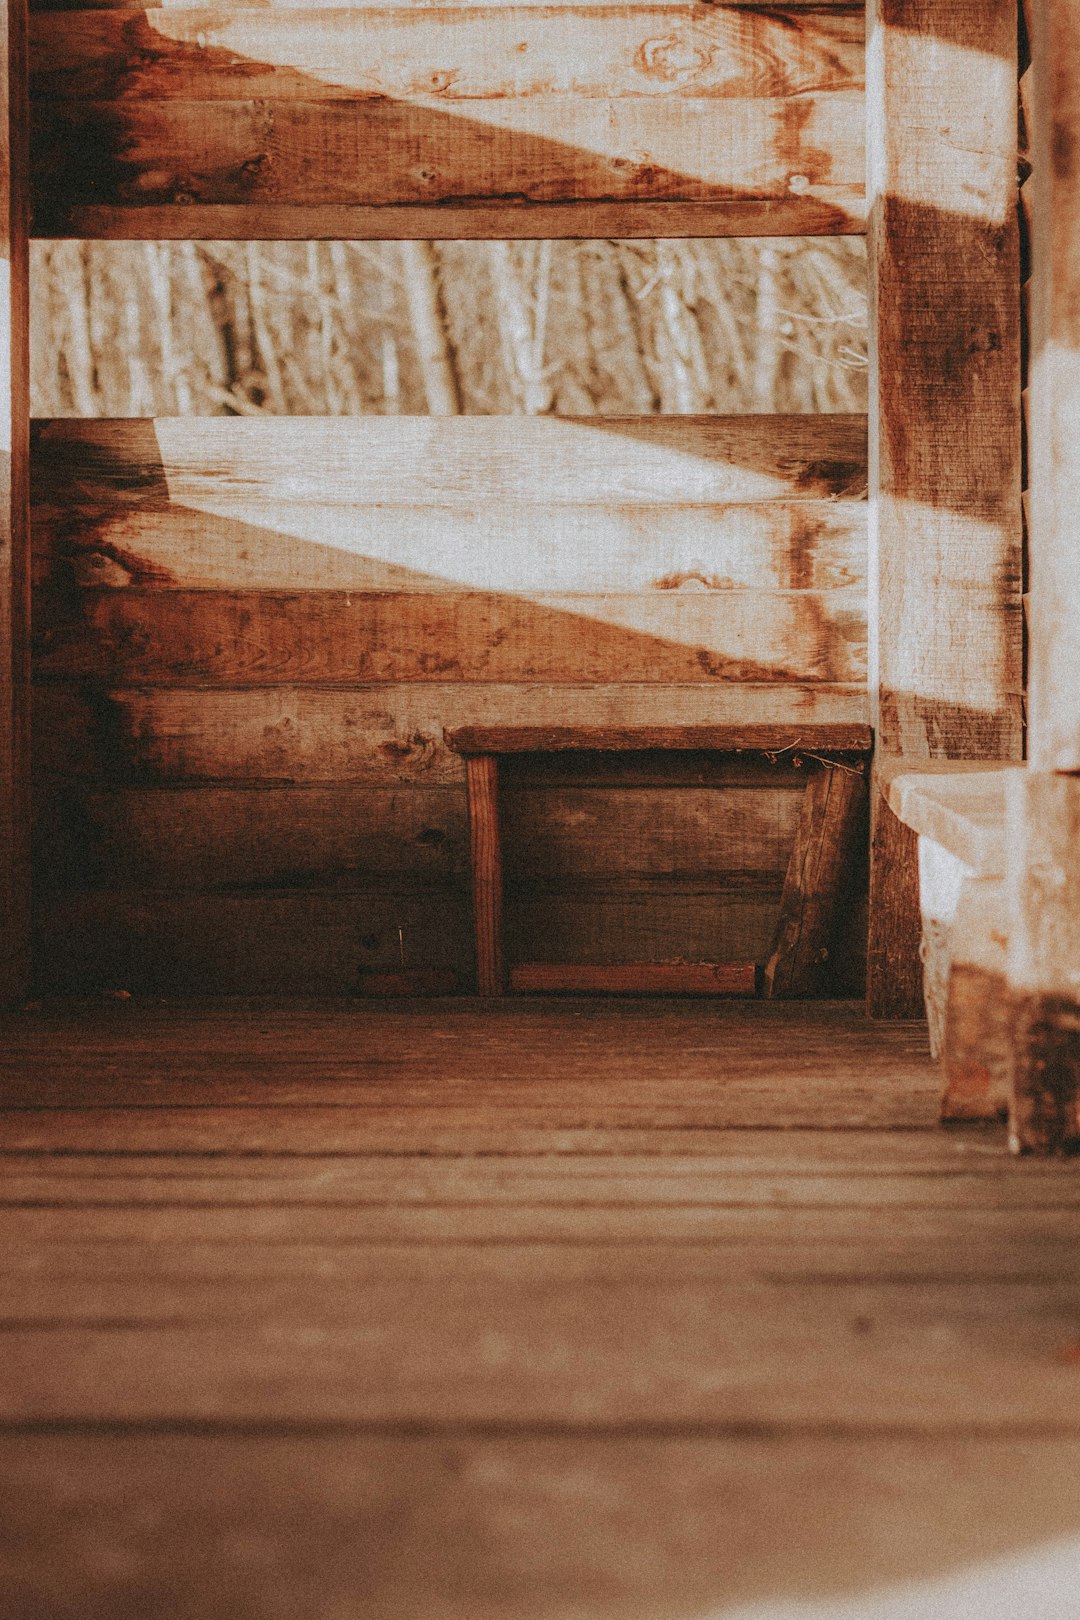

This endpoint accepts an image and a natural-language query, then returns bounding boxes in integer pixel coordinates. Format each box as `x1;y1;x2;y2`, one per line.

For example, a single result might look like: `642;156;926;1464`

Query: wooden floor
4;999;1080;1619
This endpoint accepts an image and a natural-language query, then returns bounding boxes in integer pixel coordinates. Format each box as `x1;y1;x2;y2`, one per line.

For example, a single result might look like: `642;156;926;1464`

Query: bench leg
465;754;505;996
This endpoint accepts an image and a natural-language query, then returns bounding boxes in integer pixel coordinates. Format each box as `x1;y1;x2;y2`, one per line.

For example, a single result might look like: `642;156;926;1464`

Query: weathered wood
34;685;870;787
502;786;802;881
356;968;459;997
865;789;923;1020
33;585;868;687
1028;0;1080;772
1007;771;1080;1154
446;724;873;756
0;0;29;1003
29;0;867;11
465;755;503;996
33;784;801;890
32;888;784;993
30;416;869;591
29;4;865;235
11;1430;1080;1620
509;962;756;995
1003;2;1080;1156
32;7;864;102
865;0;1024;1015
30;93;864;231
884;764;1013;879
31;197;868;240
762;762;866;997
33;495;867;596
940;875;1010;1123
34;783;472;889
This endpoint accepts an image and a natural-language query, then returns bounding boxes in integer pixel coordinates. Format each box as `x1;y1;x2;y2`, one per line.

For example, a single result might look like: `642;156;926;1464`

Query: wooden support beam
465;754;504;998
0;0;28;1004
865;0;1024;1017
762;763;867;998
1007;0;1080;1153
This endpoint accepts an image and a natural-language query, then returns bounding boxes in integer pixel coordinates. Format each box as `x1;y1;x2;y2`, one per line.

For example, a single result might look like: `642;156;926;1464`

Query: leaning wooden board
28;2;865;236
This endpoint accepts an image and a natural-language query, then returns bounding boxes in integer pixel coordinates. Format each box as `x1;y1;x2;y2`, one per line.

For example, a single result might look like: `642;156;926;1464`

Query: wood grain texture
31;6;864;102
0;0;30;1003
762;762;867;996
865;0;1022;1019
30;93;865;229
34;685;870;787
30;415;869;588
32;888;785;992
10;1432;1080;1620
29;416;869;997
510;961;756;994
28;6;865;233
866;0;1023;764
32;783;802;891
1007;771;1080;1154
465;754;503;995
4;984;1080;1566
33;585;868;687
884;763;1013;878
447;723;872;755
1028;0;1080;769
866;788;923;1020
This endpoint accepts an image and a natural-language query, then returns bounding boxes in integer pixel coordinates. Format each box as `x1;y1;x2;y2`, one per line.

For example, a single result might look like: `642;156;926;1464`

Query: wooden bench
884;762;1017;1122
445;724;872;996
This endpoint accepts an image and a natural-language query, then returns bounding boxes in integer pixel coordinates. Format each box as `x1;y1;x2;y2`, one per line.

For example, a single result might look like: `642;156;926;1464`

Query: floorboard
3;1000;1080;1618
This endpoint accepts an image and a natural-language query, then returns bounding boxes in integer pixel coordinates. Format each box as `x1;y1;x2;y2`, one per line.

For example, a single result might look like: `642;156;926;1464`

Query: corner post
0;0;29;1004
866;0;1023;1016
1008;0;1080;1152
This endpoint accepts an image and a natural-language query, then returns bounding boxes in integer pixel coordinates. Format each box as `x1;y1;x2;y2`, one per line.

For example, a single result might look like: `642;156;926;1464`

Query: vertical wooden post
465;754;504;997
0;0;28;1005
866;0;1023;1017
1008;0;1080;1152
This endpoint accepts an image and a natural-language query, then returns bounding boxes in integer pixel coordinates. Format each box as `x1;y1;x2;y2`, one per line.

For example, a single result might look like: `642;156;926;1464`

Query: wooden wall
30;414;869;993
21;0;881;994
27;2;866;240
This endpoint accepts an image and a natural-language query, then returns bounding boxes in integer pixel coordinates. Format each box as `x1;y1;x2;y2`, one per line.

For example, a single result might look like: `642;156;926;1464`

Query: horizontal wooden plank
497;752;832;788
0;1125;1000;1174
509;962;757;994
16;1158;1080;1210
32;415;868;537
7;1200;1080;1255
30;92;864;235
9;1259;1080;1428
32;685;871;786
32;784;470;888
34;501;867;597
30;0;867;11
505;890;781;966
31;7;864;103
501;785;802;879
447;723;873;754
33;586;868;687
33;784;802;890
31;888;783;992
4;1432;1080;1620
29;197;868;239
